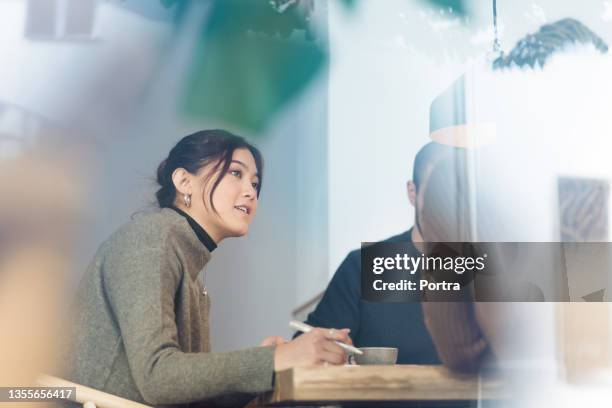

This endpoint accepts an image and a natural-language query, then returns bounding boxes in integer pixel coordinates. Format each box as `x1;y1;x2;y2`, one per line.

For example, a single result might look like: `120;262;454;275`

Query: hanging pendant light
428;73;497;148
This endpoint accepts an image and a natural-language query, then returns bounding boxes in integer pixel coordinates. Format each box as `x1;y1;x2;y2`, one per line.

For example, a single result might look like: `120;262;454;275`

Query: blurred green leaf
341;0;466;16
160;0;179;9
340;0;358;10
422;0;466;16
181;0;326;133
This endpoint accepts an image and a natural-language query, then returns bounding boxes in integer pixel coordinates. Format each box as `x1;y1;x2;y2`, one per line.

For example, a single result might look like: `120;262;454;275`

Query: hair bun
156;159;168;185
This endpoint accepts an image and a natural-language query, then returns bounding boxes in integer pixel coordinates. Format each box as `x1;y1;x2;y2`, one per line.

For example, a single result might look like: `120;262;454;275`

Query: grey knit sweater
66;208;275;407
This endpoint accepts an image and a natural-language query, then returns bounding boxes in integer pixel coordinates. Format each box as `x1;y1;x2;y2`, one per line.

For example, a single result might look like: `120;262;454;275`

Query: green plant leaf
340;0;358;11
160;0;179;9
180;0;326;133
340;0;467;16
423;0;466;16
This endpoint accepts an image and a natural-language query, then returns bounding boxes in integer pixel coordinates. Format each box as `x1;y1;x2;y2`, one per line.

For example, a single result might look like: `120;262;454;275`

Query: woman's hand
260;336;287;347
273;327;352;371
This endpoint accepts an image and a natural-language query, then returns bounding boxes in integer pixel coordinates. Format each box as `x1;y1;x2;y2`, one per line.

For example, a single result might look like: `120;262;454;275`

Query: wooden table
262;365;506;406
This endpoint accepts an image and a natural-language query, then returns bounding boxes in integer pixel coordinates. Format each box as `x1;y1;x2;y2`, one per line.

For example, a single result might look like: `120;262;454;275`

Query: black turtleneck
171;207;217;252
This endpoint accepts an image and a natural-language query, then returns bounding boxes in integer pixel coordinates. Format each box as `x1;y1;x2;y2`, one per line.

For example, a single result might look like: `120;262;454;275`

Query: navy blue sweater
302;230;440;365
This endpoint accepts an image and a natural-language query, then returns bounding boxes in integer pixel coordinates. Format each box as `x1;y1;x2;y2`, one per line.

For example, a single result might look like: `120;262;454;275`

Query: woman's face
193;148;260;242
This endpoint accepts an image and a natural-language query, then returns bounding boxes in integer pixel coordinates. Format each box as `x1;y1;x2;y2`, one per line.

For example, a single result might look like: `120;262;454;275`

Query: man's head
407;142;453;207
408;142;468;242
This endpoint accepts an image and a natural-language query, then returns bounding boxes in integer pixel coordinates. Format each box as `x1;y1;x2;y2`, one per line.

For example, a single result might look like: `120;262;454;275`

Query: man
299;142;451;364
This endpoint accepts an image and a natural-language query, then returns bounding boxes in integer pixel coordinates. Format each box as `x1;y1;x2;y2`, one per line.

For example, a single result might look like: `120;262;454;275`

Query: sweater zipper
201;257;208;296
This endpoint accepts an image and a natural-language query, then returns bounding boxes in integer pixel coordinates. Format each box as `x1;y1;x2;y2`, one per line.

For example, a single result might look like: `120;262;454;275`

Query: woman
68;130;351;407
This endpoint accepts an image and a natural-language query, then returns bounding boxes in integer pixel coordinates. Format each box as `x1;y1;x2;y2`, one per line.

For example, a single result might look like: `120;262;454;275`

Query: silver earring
183;194;191;208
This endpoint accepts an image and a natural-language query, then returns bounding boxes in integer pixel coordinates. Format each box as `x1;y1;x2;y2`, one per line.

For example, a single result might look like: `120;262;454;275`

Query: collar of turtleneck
171;207;217;252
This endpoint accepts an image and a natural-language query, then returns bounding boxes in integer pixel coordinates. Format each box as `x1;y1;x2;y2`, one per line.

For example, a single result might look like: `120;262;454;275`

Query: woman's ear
172;168;192;196
407;180;417;207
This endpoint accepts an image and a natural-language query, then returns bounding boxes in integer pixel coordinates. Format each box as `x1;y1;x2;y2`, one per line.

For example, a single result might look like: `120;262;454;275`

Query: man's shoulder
326;230;414;294
344;229;412;261
383;229;412;244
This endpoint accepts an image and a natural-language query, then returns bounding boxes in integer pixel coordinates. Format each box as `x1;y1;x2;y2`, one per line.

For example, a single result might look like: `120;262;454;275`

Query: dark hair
412;142;455;191
155;129;263;210
493;18;608;70
417;146;472;242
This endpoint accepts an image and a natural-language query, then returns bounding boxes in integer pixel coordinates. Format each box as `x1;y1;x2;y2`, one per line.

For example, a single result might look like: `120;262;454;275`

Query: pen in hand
289;320;363;355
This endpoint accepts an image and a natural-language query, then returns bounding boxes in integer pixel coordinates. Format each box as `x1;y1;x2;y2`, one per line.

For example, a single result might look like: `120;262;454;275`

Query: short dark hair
415;143;471;242
493;18;608;70
155;129;263;210
412;142;454;191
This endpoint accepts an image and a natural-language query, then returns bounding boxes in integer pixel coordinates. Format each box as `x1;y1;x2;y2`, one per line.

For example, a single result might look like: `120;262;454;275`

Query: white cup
351;347;398;365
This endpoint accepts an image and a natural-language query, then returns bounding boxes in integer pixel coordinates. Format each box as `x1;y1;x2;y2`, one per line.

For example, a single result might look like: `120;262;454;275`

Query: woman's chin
226;224;249;238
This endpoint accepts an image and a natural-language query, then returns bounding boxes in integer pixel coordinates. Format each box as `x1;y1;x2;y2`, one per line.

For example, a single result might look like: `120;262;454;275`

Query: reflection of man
298;143;450;364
